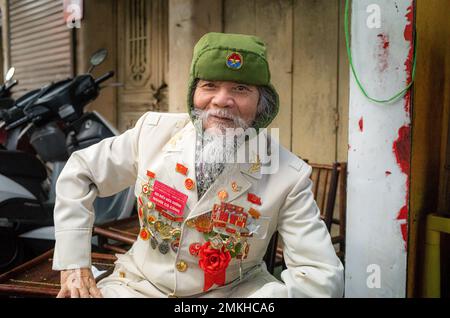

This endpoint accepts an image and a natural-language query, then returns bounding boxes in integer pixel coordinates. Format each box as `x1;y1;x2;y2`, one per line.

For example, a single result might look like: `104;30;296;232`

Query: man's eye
235;86;250;92
202;83;216;88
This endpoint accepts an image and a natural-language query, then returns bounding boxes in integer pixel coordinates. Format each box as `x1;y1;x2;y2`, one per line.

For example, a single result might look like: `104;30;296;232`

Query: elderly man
53;32;344;298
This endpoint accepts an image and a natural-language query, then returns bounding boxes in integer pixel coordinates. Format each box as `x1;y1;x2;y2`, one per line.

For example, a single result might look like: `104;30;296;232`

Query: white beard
192;108;251;196
192;108;250;165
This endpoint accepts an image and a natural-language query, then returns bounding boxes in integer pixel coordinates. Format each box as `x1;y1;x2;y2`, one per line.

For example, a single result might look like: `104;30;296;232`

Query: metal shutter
8;0;73;95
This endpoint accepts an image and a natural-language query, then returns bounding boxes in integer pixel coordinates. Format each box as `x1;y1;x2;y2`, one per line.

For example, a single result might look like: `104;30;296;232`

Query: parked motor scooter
0;49;136;271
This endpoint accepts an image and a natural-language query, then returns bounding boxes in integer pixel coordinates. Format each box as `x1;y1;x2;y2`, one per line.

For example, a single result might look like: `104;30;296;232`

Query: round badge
226;52;243;70
218;189;228;202
176;261;188;272
185;178;195;190
147;201;155;209
142;184;150;194
189;243;201;256
171;240;180;253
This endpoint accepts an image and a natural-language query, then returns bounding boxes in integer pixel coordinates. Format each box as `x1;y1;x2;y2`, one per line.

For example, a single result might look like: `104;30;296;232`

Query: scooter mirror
5;67;15;82
90;49;108;67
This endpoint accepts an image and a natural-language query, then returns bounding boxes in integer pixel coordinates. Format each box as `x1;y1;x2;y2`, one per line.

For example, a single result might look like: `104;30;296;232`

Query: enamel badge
226;52;243;70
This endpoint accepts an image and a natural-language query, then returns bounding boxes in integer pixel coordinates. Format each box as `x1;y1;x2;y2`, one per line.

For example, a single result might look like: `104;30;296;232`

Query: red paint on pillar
403;5;415;114
393;125;411;175
358;117;364;132
393;125;411;250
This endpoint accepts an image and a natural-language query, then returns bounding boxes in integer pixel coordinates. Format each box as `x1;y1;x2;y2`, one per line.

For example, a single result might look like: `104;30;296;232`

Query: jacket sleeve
249;164;344;298
52;112;150;270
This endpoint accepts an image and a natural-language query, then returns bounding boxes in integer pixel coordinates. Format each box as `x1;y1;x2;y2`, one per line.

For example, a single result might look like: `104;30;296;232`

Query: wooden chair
263;162;347;274
0;249;116;297
93;217;140;254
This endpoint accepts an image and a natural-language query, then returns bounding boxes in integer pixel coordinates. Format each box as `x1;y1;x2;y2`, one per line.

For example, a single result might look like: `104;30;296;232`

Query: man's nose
211;88;234;108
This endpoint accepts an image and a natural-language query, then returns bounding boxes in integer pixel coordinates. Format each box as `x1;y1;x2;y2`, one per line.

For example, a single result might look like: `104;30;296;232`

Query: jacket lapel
160;123;269;221
161;122;198;213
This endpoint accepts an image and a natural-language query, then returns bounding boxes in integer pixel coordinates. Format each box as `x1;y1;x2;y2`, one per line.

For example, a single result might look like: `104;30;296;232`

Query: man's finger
89;285;103;298
56;286;69;298
70;287;80;298
79;286;90;298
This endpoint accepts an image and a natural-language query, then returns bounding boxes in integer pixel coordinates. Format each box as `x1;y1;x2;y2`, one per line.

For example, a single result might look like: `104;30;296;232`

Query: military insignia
226;52;243;70
147;214;156;224
248;207;261;219
217;189;228;201
186;219;197;228
147;201;155;209
185;178;195;190
170;228;181;240
146;170;156;179
231;181;241;192
195;214;213;233
142;184;150;194
209;235;224;249
150;237;158;249
158;224;173;240
159;241;170;254
139;227;150;241
248;155;261;174
171;240;180;253
189;242;201;256
247;193;262;205
175;163;188;176
138;207;144;220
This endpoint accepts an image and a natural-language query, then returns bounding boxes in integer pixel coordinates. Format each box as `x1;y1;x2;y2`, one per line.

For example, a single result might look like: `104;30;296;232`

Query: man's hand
57;268;103;298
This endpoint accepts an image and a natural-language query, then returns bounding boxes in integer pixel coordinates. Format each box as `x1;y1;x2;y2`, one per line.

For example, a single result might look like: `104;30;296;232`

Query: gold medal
159;224;173;240
170;228;181;240
231;181;241;192
154;221;163;232
186;219;196;228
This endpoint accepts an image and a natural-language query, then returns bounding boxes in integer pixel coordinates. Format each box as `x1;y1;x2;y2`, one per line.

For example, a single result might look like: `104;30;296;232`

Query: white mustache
192;108;249;129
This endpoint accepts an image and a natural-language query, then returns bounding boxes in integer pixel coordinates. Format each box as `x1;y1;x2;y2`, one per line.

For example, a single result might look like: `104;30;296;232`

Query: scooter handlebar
95;71;115;85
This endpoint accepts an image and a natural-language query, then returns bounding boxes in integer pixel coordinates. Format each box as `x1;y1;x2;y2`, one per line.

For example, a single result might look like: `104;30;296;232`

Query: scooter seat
0;150;47;181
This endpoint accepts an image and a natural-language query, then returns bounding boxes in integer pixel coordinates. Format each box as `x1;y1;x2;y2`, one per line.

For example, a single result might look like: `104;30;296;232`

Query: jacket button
176;261;188;272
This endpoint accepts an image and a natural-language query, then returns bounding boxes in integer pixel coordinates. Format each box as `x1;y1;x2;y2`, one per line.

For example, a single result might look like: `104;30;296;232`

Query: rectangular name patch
149;180;188;216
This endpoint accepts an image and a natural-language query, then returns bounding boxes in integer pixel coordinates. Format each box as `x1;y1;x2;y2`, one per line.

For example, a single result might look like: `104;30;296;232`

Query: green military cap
187;32;279;130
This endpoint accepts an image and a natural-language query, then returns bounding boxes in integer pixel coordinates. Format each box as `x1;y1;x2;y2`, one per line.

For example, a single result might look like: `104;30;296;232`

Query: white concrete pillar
345;0;415;297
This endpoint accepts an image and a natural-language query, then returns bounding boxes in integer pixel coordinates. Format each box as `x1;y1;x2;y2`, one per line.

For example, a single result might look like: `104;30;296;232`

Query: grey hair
256;85;277;128
190;79;276;128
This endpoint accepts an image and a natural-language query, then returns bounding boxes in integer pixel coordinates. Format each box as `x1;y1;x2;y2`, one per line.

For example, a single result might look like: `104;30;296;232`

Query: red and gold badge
185;178;195;190
175;163;188;176
139;227;150;241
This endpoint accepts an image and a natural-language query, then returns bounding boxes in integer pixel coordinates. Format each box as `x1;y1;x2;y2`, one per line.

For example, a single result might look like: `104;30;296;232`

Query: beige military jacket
52;111;344;298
